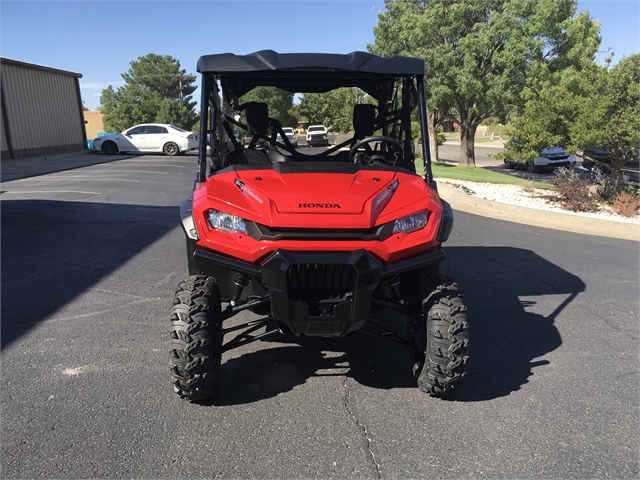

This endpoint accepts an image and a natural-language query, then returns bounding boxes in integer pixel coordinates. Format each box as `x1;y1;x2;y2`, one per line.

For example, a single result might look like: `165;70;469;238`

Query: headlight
206;209;247;234
393;211;429;234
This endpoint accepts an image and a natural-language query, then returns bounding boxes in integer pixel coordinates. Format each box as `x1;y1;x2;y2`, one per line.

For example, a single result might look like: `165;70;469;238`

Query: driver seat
352;104;377;145
242;102;272;165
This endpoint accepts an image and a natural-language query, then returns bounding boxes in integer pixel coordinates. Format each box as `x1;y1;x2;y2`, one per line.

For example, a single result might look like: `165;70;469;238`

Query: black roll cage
195;50;433;186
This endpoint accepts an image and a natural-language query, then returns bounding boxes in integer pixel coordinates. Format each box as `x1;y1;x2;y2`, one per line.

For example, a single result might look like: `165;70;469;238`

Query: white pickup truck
306;125;329;147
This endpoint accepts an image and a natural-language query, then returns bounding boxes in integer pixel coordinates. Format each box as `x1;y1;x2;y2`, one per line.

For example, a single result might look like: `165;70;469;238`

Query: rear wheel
163;142;180;156
526;162;538;173
590;166;607;184
410;278;469;396
170;275;223;401
101;141;118;155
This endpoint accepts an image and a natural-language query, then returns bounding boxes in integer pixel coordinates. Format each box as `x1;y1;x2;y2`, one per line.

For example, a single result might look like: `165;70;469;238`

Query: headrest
243;102;269;136
353;104;377;137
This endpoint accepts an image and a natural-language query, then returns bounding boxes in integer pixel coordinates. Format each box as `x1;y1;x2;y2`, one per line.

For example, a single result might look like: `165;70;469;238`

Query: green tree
499;54;640;196
574;55;640;195
299;88;373;133
369;0;600;166
495;78;583;165
239;86;297;128
100;54;197;131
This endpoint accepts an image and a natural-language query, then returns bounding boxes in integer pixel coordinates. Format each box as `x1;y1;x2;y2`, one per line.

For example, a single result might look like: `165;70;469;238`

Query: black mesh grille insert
288;263;356;303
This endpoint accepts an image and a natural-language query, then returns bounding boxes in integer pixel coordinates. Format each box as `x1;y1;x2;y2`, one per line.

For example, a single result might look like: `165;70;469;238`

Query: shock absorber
230;273;250;306
388;275;402;300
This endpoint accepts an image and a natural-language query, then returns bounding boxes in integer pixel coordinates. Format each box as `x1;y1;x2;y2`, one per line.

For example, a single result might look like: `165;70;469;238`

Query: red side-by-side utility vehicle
171;51;469;402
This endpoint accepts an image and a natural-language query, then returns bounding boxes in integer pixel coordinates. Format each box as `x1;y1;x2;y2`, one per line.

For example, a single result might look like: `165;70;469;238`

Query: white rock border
438;179;640;225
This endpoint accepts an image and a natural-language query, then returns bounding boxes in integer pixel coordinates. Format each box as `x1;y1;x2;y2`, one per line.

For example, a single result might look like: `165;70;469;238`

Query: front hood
193;167;437;229
540;147;570;159
95;133;119;141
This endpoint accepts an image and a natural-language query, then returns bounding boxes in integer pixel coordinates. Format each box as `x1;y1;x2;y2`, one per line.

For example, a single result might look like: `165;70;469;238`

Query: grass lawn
415;160;555;190
472;137;507;143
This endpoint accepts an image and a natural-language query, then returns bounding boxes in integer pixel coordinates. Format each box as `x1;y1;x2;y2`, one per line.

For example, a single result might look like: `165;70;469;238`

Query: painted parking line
1;190;101;195
5;177;140;183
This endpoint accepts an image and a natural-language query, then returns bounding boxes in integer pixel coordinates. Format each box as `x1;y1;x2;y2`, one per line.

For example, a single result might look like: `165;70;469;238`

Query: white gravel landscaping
438;179;640;225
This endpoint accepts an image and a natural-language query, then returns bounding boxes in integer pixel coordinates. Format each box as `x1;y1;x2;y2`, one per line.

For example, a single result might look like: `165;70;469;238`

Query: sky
1;0;638;111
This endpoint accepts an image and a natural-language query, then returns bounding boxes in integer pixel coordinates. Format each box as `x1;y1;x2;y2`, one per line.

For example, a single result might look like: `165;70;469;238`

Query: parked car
93;124;199;156
306;125;329;147
276;127;298;146
583;147;639;184
504;143;576;173
581;147;608;170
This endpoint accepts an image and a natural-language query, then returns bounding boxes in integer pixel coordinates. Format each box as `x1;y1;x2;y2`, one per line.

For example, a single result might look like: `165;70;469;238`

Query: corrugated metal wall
1;58;87;160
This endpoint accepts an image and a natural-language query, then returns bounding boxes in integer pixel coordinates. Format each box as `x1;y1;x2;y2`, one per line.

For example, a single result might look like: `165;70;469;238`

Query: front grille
246;221;392;241
310;134;326;140
288;263;355;303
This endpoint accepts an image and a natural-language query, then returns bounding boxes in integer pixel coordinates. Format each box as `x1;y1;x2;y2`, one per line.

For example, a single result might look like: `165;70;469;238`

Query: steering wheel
349;136;403;165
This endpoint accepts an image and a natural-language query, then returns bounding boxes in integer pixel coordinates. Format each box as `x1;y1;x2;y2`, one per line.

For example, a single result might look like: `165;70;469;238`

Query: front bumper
534;155;576;169
193;247;445;336
307;135;329;146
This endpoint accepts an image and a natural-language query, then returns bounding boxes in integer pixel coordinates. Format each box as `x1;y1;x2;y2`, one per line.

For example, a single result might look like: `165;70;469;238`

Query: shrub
552;167;598;212
520;179;535;194
595;169;634;200
596;173;616;200
610;190;640;217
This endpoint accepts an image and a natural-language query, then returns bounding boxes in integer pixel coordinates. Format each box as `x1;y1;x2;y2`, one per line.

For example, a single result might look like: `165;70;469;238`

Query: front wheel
170;275;223;401
411;281;469;397
590;166;607;184
163;142;180;156
101;141;118;155
526;162;538;173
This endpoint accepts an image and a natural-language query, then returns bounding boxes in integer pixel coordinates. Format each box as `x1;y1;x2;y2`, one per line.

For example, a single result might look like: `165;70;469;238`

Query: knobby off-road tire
170;275;223;401
411;280;469;396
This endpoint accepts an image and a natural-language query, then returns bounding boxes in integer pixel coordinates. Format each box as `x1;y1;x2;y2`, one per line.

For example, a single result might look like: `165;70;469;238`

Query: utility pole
597;46;613;65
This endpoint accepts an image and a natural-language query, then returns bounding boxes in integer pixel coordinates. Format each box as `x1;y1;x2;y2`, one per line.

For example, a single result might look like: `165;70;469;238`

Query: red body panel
192;169;444;264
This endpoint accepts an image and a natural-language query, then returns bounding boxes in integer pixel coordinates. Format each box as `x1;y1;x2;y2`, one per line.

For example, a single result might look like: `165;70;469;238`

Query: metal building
1;57;87;160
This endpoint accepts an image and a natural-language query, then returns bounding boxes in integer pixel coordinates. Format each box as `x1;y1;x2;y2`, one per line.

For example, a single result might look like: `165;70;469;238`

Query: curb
442;140;505;148
438;182;640;242
2;150;637;242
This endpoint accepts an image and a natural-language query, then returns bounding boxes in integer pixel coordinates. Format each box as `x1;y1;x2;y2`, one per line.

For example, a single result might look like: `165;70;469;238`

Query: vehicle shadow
209;246;585;405
208;333;415;407
441;246;585;402
1;199;179;349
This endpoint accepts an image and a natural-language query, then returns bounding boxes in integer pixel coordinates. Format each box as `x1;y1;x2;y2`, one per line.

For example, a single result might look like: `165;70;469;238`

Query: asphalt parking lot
2;152;638;479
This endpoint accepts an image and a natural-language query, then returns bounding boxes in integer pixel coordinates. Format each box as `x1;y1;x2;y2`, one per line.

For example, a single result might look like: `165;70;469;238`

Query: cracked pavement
2;153;638;479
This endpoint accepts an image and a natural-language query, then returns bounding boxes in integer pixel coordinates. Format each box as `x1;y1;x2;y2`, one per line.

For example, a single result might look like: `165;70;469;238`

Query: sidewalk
442;135;506;148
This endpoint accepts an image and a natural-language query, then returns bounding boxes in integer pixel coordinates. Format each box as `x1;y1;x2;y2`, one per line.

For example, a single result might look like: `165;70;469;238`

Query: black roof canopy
196;50;425;96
